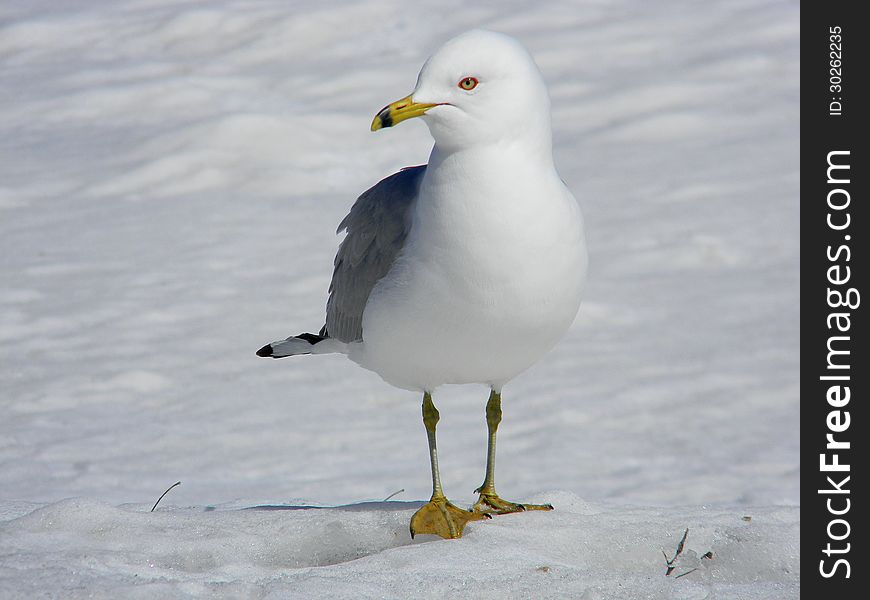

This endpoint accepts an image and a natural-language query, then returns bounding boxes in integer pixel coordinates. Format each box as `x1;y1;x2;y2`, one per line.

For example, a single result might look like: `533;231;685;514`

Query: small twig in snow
674;528;689;559
150;481;182;512
662;528;714;579
663;528;690;576
383;488;405;501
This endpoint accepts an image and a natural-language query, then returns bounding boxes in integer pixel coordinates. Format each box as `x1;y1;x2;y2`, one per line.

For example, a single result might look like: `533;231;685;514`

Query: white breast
352;147;587;392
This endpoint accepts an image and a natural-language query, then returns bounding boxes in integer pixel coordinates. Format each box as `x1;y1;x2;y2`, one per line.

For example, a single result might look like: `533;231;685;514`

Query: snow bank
0;493;798;599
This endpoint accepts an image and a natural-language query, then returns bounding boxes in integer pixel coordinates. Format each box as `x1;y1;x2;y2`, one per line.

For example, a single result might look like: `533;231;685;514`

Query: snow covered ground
0;0;799;597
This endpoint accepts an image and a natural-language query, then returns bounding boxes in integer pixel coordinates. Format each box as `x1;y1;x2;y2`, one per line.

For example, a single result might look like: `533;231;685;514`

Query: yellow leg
473;390;554;514
409;392;490;539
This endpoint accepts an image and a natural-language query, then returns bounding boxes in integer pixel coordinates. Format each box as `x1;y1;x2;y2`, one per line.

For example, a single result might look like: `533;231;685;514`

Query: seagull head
371;30;552;153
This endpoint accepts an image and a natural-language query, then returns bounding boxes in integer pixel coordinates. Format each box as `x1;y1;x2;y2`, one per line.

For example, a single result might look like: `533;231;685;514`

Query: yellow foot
410;497;491;539
473;491;554;515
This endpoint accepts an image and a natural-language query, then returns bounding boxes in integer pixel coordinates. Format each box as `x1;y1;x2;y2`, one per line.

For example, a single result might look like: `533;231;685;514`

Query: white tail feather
269;336;347;357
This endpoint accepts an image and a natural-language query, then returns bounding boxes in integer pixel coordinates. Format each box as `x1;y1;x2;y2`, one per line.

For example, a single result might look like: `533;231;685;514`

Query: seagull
257;29;588;539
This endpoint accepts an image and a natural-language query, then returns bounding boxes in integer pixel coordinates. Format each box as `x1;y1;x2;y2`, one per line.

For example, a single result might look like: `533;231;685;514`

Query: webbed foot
473;490;554;515
410;496;491;539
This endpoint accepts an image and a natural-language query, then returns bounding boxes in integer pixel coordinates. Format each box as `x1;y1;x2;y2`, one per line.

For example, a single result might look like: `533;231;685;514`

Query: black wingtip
297;332;324;345
256;343;274;358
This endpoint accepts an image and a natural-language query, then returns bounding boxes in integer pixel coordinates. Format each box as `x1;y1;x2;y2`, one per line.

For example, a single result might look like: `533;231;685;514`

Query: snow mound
0;493;798;599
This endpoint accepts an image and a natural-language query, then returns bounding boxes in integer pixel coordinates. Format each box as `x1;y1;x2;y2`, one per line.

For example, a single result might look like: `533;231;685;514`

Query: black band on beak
375;106;394;129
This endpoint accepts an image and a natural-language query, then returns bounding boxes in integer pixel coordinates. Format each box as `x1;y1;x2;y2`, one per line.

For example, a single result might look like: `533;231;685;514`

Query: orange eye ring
458;77;479;91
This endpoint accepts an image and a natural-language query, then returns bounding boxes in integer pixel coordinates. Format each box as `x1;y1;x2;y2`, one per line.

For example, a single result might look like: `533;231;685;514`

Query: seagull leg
409;392;490;539
473;389;554;514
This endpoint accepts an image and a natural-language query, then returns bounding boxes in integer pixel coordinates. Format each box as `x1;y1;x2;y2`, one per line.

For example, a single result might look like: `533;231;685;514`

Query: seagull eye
458;77;478;91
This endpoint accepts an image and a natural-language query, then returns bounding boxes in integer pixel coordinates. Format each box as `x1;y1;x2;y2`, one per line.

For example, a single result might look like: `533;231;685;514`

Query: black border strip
802;3;868;595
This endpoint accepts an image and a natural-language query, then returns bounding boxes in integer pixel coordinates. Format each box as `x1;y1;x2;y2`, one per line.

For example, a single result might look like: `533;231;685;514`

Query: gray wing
322;165;425;343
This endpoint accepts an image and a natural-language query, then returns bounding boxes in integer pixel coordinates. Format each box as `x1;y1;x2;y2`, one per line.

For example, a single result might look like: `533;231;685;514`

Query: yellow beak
371;95;439;131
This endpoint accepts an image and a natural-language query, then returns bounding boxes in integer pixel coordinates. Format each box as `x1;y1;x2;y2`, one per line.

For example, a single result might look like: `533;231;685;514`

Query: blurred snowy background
0;0;799;597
